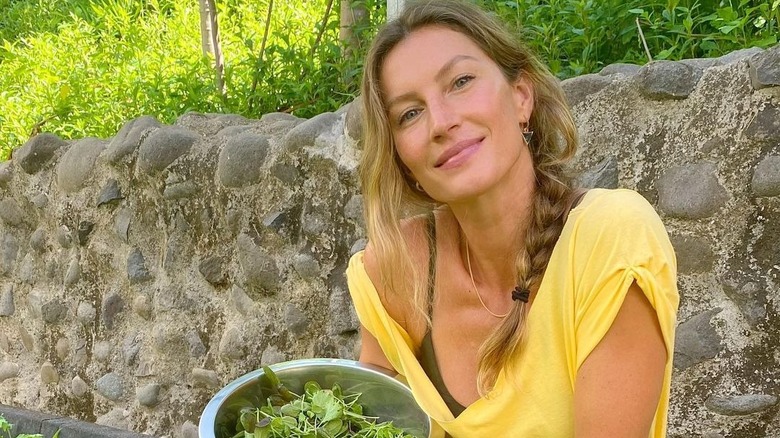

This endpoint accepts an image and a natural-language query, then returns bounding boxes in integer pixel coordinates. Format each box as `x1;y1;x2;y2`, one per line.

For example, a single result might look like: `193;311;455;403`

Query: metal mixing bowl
199;358;431;438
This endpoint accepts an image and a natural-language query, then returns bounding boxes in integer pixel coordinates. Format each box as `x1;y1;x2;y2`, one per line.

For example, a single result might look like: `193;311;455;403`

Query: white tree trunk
199;0;225;96
387;0;405;20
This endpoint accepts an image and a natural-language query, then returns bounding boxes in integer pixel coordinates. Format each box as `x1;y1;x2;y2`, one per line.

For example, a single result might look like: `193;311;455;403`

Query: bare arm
358;324;395;370
574;281;668;437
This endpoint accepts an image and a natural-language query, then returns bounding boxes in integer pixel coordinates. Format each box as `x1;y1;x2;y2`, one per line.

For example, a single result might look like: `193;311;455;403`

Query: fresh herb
230;366;418;438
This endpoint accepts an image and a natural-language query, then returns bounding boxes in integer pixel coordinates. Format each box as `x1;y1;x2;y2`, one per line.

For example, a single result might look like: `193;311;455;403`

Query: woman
346;1;679;437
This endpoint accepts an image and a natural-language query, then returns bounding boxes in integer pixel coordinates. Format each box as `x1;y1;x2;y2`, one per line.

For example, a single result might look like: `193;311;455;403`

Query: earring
521;122;534;146
415;181;424;192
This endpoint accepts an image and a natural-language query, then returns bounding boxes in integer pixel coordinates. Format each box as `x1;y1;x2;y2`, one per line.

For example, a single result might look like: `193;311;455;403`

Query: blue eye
400;108;420;124
454;75;474;89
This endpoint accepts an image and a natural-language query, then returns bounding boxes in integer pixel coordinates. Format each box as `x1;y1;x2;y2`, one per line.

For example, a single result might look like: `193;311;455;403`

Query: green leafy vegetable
229;367;418;438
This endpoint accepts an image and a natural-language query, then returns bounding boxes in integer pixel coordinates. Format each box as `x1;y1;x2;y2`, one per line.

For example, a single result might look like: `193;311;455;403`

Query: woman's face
380;25;534;203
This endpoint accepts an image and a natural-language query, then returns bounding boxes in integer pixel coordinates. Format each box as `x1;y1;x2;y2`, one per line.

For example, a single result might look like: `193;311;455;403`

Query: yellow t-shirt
346;189;679;438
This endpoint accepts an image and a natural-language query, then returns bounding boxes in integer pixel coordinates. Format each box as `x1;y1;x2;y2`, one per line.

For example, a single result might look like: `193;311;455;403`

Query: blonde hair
359;0;578;393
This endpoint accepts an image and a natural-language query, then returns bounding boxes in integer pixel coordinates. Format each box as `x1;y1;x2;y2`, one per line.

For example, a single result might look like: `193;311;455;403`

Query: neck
448;155;536;294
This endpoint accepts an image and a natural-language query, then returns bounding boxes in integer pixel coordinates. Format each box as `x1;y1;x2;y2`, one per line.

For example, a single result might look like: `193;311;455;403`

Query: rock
0;198;26;227
285;304;309;338
115;208;132;243
217;132;271;188
0;161;12;185
185;330;206;358
77;221;94;245
679;58;721;70
748;45;780;90
72;338;87;366
64;256;80;288
104;115;162;163
97;179;124;206
181;420;199;438
721;279;766;327
55;337;69;360
17;254;35;285
71;376;88;397
705;394;778;416
328;287;359;336
0;362;20;382
344;195;363;222
229;286;254;316
199;256;226;286
95;408;130;430
561;73;612;107
77;302;96;326
0;284;14;316
350;239;367;255
29;228;46;253
41;300;67;324
0;333;8;352
293;253;320;280
40;362;59;384
95;372;124;401
283;112;339;152
578;155;619;189
236;233;280;294
637;61;701;99
752;155;780;197
102;292;124;330
163;181;198;200
719;47;764;64
122;332;143;366
55;137;106;193
136;383;161;407
744;105;780;143
344;97;363;145
218;328;245;360
132;294;152;320
669;234;714;274
191;368;220;388
261;345;286;366
55;225;74;248
127;247;152;284
15;133;66;174
137;126;199;173
271;163;302;185
0;233;19;275
657;163;728;219
31;193;48;208
18;325;34;351
599;63;641;76
674;308;723;370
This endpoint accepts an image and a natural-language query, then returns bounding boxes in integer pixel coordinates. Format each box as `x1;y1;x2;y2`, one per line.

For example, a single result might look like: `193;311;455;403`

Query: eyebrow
386;54;478;110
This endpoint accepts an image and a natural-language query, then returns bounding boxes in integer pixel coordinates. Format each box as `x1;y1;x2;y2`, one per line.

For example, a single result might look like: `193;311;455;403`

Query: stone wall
0;45;778;437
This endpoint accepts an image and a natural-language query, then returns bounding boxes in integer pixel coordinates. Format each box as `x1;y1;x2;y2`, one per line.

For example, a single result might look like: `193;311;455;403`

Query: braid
477;167;573;393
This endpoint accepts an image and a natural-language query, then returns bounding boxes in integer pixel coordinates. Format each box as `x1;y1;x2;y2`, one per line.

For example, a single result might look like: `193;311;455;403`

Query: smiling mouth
435;138;484;168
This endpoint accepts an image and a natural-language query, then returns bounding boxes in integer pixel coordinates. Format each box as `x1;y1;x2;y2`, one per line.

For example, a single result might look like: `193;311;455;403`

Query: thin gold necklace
465;240;511;318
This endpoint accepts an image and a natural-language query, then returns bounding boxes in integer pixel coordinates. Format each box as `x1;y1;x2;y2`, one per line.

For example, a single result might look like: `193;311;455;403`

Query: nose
428;98;459;140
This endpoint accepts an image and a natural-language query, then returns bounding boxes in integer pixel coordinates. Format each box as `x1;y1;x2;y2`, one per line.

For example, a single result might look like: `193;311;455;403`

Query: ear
511;75;535;124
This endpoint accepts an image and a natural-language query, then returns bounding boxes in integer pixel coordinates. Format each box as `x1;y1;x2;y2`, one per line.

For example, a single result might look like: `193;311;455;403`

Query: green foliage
0;0;384;160
0;0;776;161
481;0;778;78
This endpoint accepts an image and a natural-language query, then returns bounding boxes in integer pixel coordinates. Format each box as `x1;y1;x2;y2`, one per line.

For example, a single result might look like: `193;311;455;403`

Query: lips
434;137;484;168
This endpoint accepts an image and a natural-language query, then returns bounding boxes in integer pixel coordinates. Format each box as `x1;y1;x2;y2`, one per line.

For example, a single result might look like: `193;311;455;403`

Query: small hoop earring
415;181;424;192
521;122;534;146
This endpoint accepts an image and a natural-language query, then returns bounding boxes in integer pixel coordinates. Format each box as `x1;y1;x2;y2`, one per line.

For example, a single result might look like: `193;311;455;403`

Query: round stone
77;302;96;326
0;362;20;382
132;294;152;320
55;337;70;360
191;368;220;388
40;362;59;384
96;372;124;401
71;376;88;397
136;383;161;407
93;340;112;362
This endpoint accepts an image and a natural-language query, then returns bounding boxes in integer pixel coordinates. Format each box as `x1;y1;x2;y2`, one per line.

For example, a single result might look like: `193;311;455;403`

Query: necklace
465;240;511;318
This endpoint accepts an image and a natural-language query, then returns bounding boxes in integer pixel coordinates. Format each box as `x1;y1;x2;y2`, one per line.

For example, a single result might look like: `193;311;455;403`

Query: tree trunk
199;0;225;96
387;0;404;20
339;0;369;59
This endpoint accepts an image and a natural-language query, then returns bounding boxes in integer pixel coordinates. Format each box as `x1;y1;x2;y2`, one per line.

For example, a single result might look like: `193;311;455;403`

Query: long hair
359;0;578;393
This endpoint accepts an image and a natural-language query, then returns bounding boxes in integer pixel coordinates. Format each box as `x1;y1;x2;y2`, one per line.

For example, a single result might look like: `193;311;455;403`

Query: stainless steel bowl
199;358;431;438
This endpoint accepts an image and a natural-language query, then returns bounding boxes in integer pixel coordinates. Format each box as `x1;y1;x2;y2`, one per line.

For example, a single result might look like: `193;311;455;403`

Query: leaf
719;24;739;34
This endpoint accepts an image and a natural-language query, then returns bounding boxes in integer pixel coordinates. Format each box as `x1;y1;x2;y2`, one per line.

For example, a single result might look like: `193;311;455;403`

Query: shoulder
570;189;674;265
